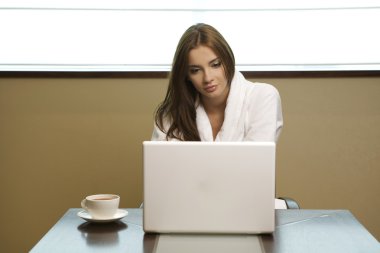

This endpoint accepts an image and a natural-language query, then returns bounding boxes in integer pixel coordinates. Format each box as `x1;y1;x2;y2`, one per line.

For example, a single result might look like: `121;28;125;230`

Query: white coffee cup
81;194;120;219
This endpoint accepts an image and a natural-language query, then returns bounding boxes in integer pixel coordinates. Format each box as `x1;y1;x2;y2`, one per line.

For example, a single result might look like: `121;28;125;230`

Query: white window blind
0;0;379;72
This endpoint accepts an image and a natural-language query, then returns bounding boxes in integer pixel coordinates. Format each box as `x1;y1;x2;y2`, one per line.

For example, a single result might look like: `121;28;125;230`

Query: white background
1;0;379;71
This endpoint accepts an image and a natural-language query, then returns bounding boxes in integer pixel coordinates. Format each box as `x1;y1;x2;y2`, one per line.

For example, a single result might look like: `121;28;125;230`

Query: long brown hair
155;23;235;141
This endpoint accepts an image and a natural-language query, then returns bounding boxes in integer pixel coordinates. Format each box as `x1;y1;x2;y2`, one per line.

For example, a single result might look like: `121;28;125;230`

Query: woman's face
187;45;229;104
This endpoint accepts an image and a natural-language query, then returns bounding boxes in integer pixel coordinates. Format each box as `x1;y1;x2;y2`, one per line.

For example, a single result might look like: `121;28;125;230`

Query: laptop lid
143;141;275;234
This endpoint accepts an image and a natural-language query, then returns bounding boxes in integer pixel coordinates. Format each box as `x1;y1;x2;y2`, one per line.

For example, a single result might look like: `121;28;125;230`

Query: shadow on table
143;233;269;253
78;221;128;247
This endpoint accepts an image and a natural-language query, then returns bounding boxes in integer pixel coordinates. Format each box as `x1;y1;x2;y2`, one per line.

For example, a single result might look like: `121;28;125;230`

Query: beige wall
0;76;379;252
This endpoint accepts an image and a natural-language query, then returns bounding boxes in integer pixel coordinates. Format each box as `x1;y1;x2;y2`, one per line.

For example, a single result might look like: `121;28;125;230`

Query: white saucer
77;209;128;223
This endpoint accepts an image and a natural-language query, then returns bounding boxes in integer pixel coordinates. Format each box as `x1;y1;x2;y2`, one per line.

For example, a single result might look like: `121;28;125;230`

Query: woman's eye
212;61;221;68
189;68;200;74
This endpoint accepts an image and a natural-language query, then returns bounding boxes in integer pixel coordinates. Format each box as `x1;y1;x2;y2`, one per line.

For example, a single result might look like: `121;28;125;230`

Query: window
1;0;379;72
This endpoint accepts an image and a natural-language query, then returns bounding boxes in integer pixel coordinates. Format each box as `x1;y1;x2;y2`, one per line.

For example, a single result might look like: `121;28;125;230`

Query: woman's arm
245;84;283;142
151;123;168;141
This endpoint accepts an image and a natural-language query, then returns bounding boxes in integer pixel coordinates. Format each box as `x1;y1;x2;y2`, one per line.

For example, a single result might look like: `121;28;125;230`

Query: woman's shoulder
235;72;279;96
245;81;280;98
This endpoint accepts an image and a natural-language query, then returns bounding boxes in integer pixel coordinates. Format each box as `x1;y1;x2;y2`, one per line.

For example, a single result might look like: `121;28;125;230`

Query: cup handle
81;199;88;210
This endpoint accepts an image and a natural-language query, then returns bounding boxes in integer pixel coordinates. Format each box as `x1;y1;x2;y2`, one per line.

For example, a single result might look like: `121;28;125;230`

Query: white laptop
143;141;276;234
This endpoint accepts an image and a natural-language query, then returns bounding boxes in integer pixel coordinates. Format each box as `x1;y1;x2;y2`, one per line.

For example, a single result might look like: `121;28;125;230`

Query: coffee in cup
81;194;120;219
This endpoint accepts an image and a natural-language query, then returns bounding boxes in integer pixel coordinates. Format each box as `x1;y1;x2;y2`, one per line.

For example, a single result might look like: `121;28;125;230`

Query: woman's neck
201;96;227;114
200;88;230;140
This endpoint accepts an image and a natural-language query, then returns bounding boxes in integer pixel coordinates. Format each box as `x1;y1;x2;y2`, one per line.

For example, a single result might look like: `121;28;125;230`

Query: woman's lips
204;85;217;93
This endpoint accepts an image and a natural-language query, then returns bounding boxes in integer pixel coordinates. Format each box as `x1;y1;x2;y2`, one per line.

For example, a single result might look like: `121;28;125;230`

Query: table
30;209;379;253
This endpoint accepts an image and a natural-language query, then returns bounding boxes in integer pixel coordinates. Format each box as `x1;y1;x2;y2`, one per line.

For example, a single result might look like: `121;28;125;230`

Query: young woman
152;23;283;142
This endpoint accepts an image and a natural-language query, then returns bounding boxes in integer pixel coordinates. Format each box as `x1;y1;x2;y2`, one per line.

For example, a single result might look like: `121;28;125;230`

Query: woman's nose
203;68;213;83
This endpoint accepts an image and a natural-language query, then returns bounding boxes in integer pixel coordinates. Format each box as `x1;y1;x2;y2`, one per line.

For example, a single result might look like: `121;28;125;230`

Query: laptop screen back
143;141;275;234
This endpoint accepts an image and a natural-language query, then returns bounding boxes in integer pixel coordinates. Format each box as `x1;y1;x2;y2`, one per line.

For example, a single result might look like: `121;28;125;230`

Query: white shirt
152;71;283;142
